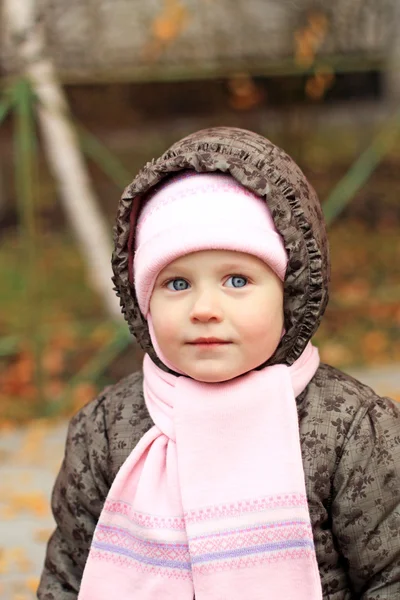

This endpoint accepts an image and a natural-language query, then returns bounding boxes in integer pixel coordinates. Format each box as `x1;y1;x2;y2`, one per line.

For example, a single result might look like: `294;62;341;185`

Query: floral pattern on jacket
37;127;400;599
38;366;400;599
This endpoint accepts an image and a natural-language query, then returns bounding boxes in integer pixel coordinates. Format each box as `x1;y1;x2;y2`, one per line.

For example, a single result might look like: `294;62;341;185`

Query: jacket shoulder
300;362;400;500
304;362;397;418
73;370;152;482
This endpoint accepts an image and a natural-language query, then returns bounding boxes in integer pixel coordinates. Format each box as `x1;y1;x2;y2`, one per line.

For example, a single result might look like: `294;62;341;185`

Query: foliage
314;221;400;372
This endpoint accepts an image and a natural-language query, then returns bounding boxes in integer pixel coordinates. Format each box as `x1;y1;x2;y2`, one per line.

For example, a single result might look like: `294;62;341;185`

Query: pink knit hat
134;172;288;317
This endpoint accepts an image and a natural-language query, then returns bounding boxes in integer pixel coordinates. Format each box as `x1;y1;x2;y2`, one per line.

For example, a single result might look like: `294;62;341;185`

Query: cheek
157;321;178;345
150;301;181;345
238;295;283;344
240;311;279;342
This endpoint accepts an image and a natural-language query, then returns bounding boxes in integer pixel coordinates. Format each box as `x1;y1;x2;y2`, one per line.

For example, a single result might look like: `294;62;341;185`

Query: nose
189;289;223;323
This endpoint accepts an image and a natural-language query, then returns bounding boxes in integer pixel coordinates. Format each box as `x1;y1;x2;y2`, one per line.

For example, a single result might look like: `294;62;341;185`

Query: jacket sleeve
37;399;110;599
331;395;400;599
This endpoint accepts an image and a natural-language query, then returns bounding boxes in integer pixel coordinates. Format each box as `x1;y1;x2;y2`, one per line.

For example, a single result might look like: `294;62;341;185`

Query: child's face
149;250;284;382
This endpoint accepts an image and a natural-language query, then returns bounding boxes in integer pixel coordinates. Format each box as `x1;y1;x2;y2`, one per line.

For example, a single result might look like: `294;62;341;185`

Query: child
38;127;400;600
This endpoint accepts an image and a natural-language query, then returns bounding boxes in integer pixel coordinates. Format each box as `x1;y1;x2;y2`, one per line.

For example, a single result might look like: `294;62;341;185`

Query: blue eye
225;276;248;288
166;278;190;291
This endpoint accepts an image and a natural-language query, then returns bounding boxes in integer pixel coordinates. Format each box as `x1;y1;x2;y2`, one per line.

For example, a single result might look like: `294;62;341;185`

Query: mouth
188;337;231;345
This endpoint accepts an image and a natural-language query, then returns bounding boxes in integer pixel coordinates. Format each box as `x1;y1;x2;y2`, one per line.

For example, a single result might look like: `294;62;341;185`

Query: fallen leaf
34;528;53;543
25;577;40;592
8;547;33;573
9;492;50;518
0;506;17;520
0;548;7;574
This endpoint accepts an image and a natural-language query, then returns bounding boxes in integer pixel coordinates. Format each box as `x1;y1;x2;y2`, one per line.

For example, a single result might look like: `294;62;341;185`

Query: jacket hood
112;126;330;373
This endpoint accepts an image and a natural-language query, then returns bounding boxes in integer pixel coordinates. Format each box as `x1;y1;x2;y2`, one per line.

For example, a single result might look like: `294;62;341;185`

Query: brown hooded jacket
38;127;400;600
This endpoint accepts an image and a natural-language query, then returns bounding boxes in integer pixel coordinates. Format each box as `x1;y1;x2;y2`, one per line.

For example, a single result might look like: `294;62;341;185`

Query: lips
188;337;230;344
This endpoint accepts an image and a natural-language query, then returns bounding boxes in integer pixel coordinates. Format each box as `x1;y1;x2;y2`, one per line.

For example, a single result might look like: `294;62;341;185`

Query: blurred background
0;1;400;597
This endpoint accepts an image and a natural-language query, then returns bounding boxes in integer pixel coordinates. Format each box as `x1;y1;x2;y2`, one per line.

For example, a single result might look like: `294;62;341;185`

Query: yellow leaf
0;548;7;574
10;492;50;518
0;505;17;520
151;0;189;43
26;577;40;592
294;10;329;67
34;528;53;543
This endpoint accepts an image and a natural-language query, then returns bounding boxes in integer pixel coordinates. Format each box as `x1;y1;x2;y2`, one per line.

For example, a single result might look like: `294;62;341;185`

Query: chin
195;374;231;383
186;366;244;383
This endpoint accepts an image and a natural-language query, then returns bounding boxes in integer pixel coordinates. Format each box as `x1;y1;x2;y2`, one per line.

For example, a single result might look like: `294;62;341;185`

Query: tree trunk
3;0;123;321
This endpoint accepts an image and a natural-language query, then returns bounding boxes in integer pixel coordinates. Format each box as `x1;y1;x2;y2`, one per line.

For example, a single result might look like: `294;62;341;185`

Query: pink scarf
78;343;322;599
